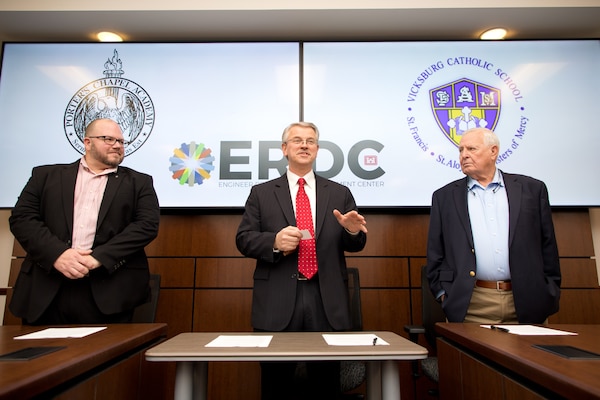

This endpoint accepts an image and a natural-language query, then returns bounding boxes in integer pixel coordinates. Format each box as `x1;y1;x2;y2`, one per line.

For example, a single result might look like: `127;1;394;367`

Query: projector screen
0;40;599;208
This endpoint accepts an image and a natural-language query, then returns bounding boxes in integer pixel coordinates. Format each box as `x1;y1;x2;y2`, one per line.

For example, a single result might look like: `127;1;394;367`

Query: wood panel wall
5;208;598;400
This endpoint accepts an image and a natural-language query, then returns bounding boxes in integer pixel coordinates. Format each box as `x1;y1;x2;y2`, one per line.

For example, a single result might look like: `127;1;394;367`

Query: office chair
131;273;161;323
295;267;366;398
339;267;366;397
404;265;446;394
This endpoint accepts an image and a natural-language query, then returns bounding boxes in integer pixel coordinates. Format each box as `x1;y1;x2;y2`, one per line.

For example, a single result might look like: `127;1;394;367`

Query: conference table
145;330;427;400
0;323;167;399
435;323;600;400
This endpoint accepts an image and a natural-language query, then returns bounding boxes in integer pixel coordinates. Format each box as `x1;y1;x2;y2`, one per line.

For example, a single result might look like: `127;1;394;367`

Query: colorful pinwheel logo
169;142;215;186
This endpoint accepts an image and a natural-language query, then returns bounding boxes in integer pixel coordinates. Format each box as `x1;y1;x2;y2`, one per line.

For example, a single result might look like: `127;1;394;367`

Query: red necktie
296;178;318;279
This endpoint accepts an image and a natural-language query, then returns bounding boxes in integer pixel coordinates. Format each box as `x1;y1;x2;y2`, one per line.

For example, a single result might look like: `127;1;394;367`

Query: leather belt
297;272;317;281
297;272;310;281
475;279;512;291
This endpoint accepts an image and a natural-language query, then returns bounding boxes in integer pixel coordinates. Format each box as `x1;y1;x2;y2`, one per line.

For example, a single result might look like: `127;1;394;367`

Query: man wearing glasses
9;118;160;325
236;122;368;400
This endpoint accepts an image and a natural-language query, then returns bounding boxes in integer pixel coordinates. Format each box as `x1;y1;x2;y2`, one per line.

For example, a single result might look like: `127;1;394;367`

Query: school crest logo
430;78;501;147
407;57;528;170
63;49;155;156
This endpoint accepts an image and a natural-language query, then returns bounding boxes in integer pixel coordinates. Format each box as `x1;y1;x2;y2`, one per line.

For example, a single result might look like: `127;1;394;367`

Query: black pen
372;337;377;345
490;325;510;333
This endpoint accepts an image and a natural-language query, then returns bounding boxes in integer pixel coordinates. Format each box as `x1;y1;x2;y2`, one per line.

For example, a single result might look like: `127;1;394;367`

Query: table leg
367;361;382;400
174;361;209;400
174;361;193;400
194;361;208;400
381;360;400;400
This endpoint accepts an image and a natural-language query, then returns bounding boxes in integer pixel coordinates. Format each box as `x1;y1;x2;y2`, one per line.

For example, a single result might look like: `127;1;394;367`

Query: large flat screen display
0;40;598;208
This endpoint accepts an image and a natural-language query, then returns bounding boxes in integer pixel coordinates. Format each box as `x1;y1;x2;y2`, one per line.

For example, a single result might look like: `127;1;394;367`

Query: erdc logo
406;56;530;169
63;50;155;157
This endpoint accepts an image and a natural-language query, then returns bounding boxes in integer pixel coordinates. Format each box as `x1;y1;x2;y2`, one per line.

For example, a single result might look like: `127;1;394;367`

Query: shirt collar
80;156;118;176
286;169;315;188
467;169;504;191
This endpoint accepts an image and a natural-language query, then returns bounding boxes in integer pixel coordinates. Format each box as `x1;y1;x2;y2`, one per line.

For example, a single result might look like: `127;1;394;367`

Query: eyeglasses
286;138;318;146
87;136;130;146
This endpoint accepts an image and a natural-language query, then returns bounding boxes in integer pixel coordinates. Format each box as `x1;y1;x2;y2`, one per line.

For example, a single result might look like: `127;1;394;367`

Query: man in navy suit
426;127;560;324
9;118;160;325
236;122;367;400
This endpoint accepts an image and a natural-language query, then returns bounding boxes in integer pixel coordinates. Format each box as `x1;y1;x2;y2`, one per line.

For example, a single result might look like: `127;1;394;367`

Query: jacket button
469;271;475;277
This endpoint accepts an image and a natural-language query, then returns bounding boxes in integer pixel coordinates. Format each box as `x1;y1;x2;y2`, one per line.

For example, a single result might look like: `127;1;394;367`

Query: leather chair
404;265;446;394
132;273;161;323
295;267;366;398
339;267;366;397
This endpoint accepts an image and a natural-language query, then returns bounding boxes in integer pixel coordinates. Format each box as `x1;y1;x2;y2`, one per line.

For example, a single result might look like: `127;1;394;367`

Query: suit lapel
61;162;79;237
452;177;474;248
97;169;123;228
502;172;521;247
314;175;329;239
273;175;296;226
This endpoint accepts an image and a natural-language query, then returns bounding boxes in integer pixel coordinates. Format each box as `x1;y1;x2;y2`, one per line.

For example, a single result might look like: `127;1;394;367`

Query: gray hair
281;122;320;143
463;127;500;148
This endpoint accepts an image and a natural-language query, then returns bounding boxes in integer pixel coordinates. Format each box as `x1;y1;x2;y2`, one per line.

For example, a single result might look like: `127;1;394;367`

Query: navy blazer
236;174;366;331
426;171;561;323
9;160;160;322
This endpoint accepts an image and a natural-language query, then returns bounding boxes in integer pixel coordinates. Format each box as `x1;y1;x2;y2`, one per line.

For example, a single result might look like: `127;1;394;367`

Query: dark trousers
26;277;133;325
258;276;341;400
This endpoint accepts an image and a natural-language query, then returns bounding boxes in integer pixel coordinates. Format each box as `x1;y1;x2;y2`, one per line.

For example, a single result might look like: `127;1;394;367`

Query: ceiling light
479;28;507;40
97;31;123;42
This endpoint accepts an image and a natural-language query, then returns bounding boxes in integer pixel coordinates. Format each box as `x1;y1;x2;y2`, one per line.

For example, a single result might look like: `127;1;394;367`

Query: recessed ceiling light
480;28;507;40
97;31;123;42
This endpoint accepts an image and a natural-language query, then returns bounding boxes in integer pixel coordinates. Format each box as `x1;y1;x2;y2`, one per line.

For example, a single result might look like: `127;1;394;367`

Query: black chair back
132;274;161;323
346;267;363;331
421;265;446;348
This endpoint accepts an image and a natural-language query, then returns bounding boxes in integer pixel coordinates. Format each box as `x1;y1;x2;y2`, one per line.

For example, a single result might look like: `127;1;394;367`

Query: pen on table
490;325;510;333
372;337;377;345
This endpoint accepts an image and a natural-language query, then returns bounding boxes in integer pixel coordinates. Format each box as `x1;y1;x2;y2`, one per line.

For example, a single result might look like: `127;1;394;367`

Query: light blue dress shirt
467;169;511;281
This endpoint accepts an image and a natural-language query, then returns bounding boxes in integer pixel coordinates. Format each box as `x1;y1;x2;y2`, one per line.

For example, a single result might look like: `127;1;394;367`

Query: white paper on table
14;327;107;340
205;335;273;347
480;324;578;336
322;333;389;346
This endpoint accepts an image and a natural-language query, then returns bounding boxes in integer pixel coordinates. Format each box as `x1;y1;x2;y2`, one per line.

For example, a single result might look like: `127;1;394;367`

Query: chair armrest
403;325;425;344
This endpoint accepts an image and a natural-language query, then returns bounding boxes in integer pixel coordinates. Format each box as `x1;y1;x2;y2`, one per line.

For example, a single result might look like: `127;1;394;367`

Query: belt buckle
496;281;502;291
297;273;308;281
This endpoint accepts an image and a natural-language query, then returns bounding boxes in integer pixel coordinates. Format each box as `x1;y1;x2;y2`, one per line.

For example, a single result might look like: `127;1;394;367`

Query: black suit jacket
236;174;366;331
9;160;160;322
426;171;561;323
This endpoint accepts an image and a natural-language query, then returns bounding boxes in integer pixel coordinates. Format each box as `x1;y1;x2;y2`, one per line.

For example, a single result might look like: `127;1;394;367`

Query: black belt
297;272;318;281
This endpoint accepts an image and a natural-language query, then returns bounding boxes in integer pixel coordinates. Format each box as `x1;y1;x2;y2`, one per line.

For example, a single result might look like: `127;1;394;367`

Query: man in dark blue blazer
427;127;560;324
236;122;367;400
9;118;160;325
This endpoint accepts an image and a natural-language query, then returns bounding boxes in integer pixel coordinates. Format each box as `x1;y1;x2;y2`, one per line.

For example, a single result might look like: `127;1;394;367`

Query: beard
88;144;124;168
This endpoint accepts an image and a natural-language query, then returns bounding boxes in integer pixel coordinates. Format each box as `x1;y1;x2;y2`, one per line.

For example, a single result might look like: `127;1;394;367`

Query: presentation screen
0;42;300;209
302;40;600;207
0;40;598;208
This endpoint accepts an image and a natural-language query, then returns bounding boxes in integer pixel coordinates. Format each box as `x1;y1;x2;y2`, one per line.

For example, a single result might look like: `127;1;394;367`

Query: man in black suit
236;121;367;400
9;118;160;325
426;127;561;324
